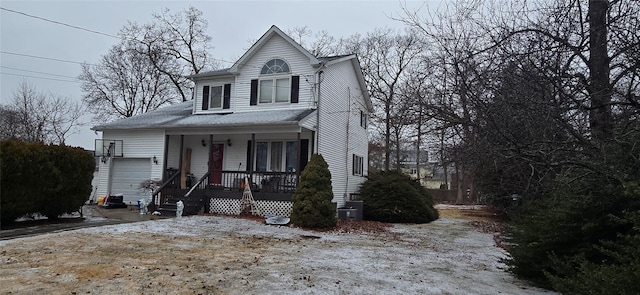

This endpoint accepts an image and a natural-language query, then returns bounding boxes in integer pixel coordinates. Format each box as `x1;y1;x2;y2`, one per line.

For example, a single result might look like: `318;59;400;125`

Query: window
285;141;297;172
353;154;364;176
259;77;290;103
250;60;299;105
255;140;298;172
270;142;283;171
360;110;368;128
261;58;290;74
209;86;223;109
256;142;269;172
202;84;231;110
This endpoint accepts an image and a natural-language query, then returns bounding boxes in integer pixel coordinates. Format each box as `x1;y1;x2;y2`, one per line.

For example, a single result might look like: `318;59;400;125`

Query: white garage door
111;158;151;205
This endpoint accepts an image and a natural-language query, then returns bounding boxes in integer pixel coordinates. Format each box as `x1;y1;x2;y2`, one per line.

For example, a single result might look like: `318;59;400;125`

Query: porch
151;168;297;216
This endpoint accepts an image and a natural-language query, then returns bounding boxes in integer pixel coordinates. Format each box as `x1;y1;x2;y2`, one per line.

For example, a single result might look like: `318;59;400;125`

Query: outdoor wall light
227;139;232;146
153;155;158;164
201;139;207;147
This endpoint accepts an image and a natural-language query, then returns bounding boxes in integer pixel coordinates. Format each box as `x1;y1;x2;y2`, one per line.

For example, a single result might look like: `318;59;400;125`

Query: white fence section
208;198;293;217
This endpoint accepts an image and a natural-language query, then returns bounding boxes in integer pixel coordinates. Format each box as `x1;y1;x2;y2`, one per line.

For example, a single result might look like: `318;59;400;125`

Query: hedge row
1;140;95;224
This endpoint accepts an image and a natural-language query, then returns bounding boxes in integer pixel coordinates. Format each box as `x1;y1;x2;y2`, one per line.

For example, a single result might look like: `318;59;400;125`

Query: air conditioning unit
338;208;357;220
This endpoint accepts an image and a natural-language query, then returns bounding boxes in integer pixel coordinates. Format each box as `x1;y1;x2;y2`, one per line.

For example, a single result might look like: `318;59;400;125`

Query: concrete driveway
0;205;170;240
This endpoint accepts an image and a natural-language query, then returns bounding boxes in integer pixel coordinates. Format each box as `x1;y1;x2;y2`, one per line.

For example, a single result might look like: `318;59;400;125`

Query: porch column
296;132;301;186
208;134;213;173
250;133;256;177
179;135;184;189
162;135;169;178
311;131;316;155
156;134;169;206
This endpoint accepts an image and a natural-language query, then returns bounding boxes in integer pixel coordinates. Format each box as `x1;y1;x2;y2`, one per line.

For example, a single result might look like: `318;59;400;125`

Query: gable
230;25;319;73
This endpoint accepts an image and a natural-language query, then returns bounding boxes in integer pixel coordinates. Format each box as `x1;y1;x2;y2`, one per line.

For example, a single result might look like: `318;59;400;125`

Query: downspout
315;64;326;154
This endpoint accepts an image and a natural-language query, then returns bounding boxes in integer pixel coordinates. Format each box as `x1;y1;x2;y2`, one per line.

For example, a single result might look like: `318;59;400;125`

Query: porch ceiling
92;101;316;131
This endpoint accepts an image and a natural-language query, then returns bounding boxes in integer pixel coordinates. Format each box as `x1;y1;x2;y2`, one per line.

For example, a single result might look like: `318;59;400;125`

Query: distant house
92;26;372;216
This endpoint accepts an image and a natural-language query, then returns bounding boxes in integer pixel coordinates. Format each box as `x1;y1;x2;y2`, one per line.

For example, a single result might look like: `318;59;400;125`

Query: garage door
111;158;151;205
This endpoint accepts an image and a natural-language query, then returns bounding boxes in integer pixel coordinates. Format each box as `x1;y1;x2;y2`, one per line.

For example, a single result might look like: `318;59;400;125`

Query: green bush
38;144;95;219
290;154;337;228
0;140;94;223
548;210;640;295
1;141;55;223
359;170;439;223
505;177;640;290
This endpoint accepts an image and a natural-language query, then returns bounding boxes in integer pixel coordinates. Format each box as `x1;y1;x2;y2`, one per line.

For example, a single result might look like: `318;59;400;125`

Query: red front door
209;144;224;184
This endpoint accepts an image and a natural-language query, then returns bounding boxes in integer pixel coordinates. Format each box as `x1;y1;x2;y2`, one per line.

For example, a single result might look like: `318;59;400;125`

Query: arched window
260;58;290;75
250;58;299;105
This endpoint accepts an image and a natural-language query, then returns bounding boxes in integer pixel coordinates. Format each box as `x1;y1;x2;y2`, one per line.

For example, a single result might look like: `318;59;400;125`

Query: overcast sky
1;0;431;150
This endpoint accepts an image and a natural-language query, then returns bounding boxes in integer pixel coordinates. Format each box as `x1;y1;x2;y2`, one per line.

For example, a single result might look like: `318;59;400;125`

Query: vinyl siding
193;77;235;114
234;35;317;112
96;129;165;198
317;60;369;207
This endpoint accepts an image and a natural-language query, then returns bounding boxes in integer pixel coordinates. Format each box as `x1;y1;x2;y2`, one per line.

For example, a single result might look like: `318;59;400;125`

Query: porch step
156;196;205;217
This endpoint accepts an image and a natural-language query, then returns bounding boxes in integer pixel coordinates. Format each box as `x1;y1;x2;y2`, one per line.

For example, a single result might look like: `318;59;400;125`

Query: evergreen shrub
506;177;640;291
0;140;95;223
290;154;337;228
359;170;439;223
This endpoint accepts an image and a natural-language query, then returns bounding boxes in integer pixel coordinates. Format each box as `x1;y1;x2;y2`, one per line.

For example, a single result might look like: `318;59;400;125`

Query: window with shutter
201;84;225;110
255;59;299;104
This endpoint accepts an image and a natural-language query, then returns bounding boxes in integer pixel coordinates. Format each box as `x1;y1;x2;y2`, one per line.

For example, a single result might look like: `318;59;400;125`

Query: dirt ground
0;205;552;295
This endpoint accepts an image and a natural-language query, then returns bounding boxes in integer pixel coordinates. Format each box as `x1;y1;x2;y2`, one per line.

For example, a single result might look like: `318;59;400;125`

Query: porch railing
192;170;297;193
185;172;210;197
151;169;181;205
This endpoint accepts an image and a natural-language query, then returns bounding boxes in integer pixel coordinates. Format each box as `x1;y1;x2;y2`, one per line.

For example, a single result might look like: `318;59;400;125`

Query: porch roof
92;101;316;131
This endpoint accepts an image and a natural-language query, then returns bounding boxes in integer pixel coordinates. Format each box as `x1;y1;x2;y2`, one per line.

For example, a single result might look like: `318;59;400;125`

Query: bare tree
287;26;340;57
80;7;216;121
79;44;175;122
349;29;426;171
0;81;85;145
120;6;216;102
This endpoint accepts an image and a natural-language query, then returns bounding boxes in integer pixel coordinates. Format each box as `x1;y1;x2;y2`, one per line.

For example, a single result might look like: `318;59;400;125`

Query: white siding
96;129;165;198
193;77;235;114
235;35;317;112
317;60;369;207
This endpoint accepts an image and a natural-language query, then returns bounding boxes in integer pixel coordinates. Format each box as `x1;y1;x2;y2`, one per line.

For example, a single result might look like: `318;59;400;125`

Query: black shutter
299;139;309;172
290;75;299;103
202;86;210;110
246;140;252;172
250;79;258;105
223;84;231;109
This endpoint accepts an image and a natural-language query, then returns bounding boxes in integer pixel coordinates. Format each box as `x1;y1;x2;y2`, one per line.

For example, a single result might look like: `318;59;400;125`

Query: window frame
207;84;223;109
352;154;364;176
255;140;298;172
258;75;291;104
202;83;231;111
360;110;368;128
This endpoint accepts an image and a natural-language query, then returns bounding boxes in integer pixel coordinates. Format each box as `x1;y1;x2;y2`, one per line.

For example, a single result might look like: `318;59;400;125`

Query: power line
1;72;79;83
1;51;95;66
0;6;120;39
1;6;235;66
0;65;78;79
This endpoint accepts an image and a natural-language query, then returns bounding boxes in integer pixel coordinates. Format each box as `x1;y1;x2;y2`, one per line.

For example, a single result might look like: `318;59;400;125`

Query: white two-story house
92;25;371;216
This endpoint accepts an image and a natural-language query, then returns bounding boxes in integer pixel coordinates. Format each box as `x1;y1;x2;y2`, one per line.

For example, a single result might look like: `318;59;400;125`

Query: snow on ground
0;214;555;294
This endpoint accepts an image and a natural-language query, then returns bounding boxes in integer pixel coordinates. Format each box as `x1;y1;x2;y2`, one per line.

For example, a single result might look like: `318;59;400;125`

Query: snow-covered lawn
0;213;554;294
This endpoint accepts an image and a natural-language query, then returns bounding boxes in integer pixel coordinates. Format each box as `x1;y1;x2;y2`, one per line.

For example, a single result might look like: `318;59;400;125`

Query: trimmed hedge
1;140;95;223
290;154;337;228
360;170;439;223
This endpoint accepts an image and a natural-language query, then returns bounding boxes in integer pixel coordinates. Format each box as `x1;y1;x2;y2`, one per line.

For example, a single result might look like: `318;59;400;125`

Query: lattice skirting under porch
208;198;293;217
